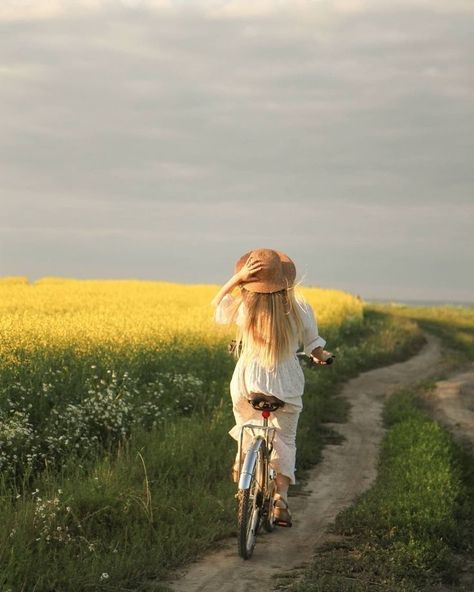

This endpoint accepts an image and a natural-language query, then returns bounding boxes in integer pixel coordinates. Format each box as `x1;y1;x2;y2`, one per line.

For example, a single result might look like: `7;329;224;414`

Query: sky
1;0;473;302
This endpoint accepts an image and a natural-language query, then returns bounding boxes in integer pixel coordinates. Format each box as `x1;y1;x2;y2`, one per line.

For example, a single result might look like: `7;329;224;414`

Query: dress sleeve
301;302;326;355
214;294;237;325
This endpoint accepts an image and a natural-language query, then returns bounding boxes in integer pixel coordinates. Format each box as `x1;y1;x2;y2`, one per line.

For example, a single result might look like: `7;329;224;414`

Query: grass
0;308;423;591
370;303;474;363
283;304;474;592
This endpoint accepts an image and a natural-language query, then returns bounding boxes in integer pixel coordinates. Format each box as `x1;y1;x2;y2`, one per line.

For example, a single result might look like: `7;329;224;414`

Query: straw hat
234;248;297;293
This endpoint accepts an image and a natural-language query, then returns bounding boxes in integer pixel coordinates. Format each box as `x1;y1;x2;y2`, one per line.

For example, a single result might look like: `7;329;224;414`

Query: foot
231;462;239;483
273;493;292;527
230;452;246;483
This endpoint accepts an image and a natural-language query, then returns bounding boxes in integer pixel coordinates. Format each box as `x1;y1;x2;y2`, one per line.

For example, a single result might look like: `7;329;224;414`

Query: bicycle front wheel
237;441;266;559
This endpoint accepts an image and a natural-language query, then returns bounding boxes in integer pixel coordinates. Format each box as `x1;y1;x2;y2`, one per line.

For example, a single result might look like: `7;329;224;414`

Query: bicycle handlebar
296;351;336;366
228;341;336;366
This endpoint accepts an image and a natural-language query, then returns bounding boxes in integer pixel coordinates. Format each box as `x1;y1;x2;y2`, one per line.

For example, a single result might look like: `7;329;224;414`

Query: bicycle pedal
275;520;293;528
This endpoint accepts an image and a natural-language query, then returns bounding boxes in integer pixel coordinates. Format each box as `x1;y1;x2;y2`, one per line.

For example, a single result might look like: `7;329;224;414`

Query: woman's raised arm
211;257;263;308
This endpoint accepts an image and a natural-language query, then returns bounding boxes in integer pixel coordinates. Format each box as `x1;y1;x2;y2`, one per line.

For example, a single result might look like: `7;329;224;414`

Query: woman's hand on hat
212;256;264;308
238;257;263;283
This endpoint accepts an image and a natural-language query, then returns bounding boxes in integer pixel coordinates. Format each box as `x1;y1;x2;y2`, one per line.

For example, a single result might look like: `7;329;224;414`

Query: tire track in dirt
426;364;474;451
421;361;474;592
167;334;442;592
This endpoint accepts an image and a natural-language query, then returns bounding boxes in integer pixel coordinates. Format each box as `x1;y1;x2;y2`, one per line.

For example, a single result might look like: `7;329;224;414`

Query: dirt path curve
427;363;474;451
167;334;442;592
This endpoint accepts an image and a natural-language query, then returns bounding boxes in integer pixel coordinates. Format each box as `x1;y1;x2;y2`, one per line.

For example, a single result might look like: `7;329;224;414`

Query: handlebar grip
312;354;336;366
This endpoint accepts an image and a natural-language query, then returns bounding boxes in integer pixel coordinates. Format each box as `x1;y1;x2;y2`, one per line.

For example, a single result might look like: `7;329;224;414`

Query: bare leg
275;473;291;502
274;473;292;526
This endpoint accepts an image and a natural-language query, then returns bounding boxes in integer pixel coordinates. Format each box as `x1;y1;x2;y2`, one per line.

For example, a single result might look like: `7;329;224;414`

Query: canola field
0;276;362;353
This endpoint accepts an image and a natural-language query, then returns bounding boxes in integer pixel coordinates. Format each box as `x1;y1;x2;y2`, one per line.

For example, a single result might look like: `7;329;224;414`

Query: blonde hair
233;287;305;370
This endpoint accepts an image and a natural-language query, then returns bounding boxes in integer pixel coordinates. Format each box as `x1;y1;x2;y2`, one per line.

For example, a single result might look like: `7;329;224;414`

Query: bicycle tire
237;441;266;559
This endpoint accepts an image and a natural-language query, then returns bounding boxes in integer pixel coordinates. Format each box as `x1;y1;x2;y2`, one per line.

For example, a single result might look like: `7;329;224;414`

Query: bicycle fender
238;437;264;491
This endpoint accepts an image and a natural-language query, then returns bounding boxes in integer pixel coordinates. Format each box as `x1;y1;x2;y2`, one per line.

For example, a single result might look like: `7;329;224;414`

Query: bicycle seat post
261;409;270;428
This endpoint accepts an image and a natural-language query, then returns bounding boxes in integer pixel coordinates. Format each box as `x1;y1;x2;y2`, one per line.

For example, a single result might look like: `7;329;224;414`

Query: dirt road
427;364;474;451
167;334;442;592
421;361;474;592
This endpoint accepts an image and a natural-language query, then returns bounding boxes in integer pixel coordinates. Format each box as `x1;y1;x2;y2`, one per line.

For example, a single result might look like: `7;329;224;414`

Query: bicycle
235;393;283;559
232;349;336;560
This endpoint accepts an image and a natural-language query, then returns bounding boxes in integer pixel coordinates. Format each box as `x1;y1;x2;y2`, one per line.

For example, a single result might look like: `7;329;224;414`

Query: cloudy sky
1;0;473;302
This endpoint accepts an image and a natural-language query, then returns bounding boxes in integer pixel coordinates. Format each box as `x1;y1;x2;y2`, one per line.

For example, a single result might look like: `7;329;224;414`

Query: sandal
273;494;292;527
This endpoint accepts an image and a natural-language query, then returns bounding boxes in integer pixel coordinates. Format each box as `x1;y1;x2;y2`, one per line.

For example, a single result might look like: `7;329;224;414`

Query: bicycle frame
237;416;277;491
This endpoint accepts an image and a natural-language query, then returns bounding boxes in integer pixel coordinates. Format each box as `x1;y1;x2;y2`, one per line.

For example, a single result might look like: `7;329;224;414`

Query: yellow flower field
0;277;363;355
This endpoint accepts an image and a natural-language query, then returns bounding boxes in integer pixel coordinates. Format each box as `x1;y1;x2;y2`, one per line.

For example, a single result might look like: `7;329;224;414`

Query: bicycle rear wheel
237;441;266;559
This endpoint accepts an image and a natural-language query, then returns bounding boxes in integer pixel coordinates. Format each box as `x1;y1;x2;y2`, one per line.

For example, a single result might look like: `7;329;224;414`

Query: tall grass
0;302;423;590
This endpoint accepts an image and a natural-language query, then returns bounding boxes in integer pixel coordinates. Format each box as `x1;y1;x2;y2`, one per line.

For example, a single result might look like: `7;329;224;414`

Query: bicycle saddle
248;393;285;412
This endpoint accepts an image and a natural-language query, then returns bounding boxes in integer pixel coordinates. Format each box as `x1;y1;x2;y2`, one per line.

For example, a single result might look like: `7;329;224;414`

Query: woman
212;248;334;526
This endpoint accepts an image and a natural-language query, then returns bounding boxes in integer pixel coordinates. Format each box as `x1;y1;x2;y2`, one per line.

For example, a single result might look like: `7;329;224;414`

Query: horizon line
1;275;472;307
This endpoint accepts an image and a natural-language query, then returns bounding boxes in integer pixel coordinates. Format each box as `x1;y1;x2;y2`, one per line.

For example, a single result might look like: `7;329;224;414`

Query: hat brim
241;279;294;293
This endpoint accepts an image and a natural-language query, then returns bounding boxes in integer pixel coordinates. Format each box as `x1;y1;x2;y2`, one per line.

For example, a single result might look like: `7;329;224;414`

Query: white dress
214;293;326;484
